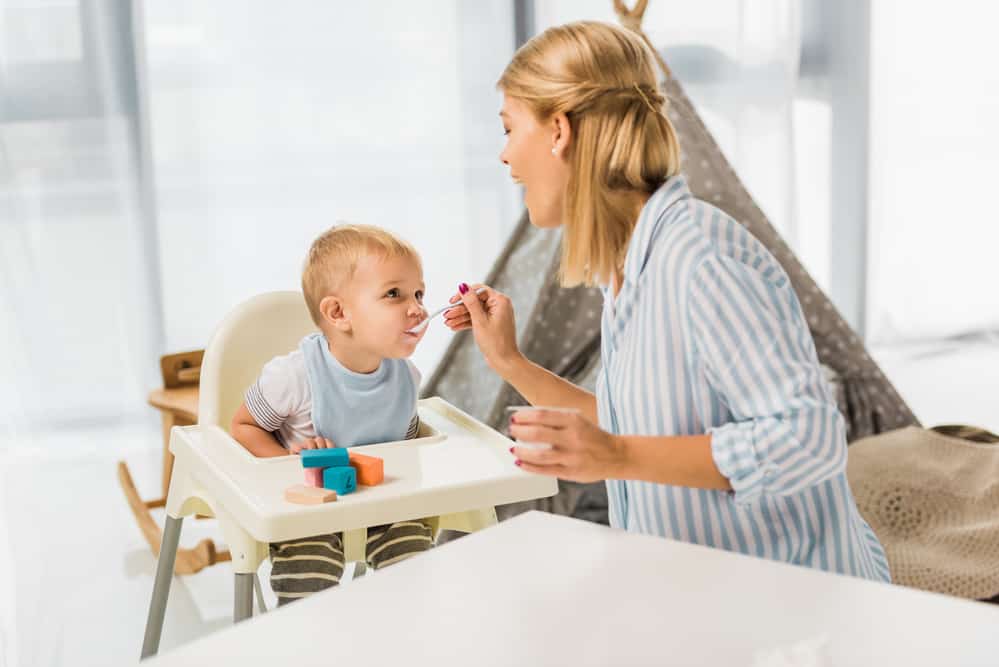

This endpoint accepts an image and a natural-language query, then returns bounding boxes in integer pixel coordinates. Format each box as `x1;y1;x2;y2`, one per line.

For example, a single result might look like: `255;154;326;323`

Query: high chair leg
253;573;267;613
141;515;183;660
234;573;254;622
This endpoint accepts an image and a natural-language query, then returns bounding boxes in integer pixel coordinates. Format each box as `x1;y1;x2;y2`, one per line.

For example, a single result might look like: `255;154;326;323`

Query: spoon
407;287;486;334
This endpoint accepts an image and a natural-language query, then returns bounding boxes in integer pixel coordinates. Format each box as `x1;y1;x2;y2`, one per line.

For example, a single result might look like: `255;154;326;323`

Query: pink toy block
304;467;323;487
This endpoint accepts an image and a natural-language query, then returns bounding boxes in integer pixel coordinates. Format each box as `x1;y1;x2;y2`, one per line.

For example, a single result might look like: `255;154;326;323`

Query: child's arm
230;401;335;457
230;401;289;458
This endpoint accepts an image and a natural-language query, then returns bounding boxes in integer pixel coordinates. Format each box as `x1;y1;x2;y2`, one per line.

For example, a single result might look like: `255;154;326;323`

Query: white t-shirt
245;348;421;447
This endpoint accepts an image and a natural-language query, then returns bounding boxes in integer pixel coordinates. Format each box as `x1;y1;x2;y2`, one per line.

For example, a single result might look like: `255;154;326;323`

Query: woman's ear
319;295;351;333
551;112;572;156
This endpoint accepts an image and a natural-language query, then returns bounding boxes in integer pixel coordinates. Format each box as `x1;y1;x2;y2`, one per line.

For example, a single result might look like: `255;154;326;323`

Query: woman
446;21;889;581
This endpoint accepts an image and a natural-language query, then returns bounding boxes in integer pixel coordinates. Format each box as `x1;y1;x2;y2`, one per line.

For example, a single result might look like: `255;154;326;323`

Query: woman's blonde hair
498;21;681;287
302;224;420;325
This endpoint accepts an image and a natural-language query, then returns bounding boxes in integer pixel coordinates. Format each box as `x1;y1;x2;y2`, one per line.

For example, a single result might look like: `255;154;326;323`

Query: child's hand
289;437;335;454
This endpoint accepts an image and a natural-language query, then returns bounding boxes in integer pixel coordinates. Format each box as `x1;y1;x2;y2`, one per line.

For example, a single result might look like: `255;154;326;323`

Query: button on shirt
597;176;890;581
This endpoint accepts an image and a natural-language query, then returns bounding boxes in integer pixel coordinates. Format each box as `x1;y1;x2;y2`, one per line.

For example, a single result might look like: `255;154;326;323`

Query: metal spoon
407;287;486;333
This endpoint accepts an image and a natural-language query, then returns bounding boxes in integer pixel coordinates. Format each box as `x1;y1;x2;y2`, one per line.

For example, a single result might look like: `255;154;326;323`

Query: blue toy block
300;448;349;469
322;466;357;496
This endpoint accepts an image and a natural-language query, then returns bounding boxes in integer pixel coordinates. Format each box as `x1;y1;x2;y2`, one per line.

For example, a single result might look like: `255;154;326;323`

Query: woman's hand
444;283;523;374
288;436;335;455
508;409;627;483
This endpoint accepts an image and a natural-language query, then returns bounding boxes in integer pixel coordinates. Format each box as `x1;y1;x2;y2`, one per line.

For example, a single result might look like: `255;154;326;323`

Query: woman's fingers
509;423;565;447
448;283;489;305
445;314;472;329
510;409;578;429
515;459;569;477
511;443;562;465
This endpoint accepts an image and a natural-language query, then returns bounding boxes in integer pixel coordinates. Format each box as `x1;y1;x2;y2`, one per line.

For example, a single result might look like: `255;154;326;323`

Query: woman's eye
386;288;400;298
503;127;510;136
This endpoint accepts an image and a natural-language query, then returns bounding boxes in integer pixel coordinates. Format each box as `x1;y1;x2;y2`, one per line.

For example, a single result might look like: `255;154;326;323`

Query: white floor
0;418;277;667
0;340;996;667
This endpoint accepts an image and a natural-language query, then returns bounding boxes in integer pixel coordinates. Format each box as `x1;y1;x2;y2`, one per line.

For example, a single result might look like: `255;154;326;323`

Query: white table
145;511;999;666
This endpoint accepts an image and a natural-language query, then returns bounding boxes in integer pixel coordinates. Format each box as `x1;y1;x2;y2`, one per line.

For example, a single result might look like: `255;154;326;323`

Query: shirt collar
622;175;692;284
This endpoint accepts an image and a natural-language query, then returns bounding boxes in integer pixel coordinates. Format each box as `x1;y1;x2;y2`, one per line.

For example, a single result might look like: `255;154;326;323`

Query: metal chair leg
141;515;183;660
234;573;254;623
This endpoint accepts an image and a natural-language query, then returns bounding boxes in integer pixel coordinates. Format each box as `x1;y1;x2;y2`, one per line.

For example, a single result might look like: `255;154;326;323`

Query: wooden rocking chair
117;350;231;574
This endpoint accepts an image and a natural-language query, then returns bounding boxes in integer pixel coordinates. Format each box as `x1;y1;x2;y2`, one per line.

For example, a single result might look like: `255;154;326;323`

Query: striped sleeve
405;360;422;439
244;352;306;433
687;252;847;506
406;414;421;440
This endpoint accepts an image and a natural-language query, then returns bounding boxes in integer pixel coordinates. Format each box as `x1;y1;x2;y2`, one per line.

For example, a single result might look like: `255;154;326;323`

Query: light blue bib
299;333;417;448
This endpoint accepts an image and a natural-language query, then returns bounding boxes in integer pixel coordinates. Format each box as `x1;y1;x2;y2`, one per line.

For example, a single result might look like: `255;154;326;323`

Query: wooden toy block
322;466;357;496
300;447;349;468
348;450;384;486
284;484;336;505
304;467;323;487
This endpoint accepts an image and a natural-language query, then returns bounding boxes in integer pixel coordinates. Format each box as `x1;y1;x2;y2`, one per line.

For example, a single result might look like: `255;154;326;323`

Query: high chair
140;291;557;659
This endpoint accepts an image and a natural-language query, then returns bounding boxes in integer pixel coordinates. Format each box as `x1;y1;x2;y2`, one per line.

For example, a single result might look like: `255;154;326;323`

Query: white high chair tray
169;397;557;542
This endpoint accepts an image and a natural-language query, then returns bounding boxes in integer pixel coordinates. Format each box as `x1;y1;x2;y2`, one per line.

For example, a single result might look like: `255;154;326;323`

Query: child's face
339;253;427;358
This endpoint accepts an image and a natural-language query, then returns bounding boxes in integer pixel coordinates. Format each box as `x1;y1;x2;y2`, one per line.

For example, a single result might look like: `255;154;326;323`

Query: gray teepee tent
422;4;919;526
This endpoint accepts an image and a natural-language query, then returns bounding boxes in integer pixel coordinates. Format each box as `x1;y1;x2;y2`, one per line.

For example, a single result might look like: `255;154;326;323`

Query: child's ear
319;295;351;333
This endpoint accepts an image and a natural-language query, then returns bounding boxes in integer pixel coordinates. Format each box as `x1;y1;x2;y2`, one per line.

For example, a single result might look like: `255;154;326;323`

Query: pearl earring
551;148;557;156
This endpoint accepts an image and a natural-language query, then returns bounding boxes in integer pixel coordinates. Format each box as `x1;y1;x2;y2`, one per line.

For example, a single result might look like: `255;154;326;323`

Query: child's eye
385;288;400;298
415;290;424;302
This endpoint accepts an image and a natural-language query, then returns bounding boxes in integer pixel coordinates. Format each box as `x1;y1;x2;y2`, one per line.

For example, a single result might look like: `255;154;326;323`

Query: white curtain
141;0;520;377
0;1;520;443
867;1;999;344
0;1;161;440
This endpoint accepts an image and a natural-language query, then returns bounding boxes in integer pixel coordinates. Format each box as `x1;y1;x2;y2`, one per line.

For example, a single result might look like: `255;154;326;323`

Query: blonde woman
445;21;889;581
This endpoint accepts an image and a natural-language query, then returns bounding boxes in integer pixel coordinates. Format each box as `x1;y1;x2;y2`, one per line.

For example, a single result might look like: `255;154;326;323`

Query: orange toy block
304;467;323;487
348;451;384;486
284;484;336;505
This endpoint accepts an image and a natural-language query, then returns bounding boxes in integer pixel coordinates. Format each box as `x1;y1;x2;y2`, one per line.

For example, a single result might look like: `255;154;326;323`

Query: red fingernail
458;282;469;295
509;447;514;453
510;416;517;424
515;460;522;466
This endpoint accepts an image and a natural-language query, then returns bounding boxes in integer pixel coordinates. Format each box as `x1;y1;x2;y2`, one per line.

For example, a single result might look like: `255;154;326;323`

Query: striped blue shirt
597;175;890;581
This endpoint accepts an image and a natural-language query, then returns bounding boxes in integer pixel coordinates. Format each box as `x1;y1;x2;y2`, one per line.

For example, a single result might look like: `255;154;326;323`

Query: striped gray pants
269;519;433;605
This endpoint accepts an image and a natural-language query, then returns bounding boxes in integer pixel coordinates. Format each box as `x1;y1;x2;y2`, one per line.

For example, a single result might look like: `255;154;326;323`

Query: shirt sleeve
405;360;422;439
244;351;308;432
687;252;847;506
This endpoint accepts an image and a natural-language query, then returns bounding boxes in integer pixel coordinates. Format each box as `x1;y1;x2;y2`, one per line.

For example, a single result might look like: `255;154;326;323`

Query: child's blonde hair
497;21;681;287
302;224;421;325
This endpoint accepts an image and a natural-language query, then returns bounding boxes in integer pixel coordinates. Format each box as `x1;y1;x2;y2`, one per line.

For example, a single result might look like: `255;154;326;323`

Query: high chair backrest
198;291;318;431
